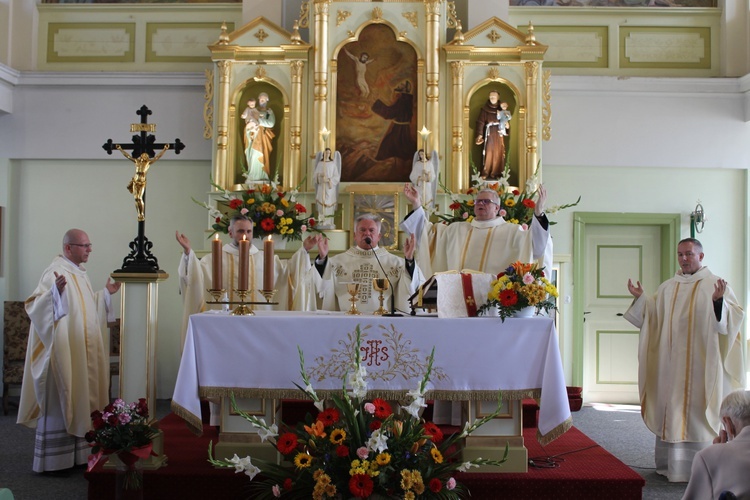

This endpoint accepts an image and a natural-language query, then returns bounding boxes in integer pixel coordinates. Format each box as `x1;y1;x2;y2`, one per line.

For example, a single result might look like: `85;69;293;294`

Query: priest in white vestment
400;183;552;278
625;238;745;483
314;214;423;314
176;215;322;350
400;183;551;426
17;229;120;473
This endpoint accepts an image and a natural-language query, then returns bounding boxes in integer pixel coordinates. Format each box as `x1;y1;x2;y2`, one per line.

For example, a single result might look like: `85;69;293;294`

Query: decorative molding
203;68;214;140
620;27;711;69
47;23;136;63
146;22;230;63
254;28;269;43
298;1;310;29
372;7;383;21
403;11;418;28
542;70;551;141
487;29;501;44
337;10;351;27
487;67;500;80
254;65;267;80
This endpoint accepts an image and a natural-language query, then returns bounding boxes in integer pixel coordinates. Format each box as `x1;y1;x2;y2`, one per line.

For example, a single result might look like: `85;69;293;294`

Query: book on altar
409;270;494;318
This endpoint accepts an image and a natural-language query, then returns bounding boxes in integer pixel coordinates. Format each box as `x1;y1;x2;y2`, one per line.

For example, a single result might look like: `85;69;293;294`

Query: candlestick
238;235;249;291
263;235;274;291
211;235;222;291
320;127;330;150
419;126;431;152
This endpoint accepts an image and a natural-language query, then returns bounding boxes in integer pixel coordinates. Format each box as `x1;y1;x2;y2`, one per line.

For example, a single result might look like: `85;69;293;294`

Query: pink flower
118;413;131;425
356;447;369;459
499;209;507;217
447;477;456;490
276;209;284;217
461;212;468;219
300;225;307;232
272;484;281;497
521;223;528;230
364;402;376;415
240;208;249;215
522;273;535;285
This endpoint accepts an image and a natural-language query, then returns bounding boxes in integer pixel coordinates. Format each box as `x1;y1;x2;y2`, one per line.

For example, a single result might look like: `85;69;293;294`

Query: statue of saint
409;149;439;211
117;144;169;221
244;92;276;184
314;148;342;229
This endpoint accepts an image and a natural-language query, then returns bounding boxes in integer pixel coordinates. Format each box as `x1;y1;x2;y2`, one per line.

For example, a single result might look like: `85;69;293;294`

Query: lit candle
212;235;222;290
238;235;249;291
263;235;274;291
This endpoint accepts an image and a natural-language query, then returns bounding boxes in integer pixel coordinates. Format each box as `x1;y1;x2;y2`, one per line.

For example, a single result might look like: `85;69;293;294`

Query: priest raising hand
18;229;119;473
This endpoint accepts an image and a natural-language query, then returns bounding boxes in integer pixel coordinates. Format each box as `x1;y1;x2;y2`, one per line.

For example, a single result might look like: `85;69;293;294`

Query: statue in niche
314;148;342;229
243;92;276;184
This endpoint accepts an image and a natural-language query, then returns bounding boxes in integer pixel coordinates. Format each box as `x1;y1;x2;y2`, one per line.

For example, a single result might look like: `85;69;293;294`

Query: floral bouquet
437;162;580;227
478;261;559;321
208;327;508;499
85;398;157;490
194;175;318;242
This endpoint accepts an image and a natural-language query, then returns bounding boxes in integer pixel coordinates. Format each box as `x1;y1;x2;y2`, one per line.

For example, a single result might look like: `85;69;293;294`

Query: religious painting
234;83;283;187
349;186;400;251
336;24;418;183
469;84;519;186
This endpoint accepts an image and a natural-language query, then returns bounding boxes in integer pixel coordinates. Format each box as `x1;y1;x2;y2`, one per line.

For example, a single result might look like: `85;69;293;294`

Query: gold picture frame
348;185;400;251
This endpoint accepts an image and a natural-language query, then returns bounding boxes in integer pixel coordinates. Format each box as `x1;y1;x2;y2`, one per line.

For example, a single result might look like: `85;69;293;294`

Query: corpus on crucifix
103;105;185;273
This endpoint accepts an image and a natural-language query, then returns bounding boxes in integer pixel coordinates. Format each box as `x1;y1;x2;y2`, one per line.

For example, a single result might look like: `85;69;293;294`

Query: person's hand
713;428;728;444
404;233;416;260
403;183;422;208
475;136;484;145
712;278;727;301
105;278;122;295
303;234;321;252
54;272;67;294
627;279;643;298
175;230;191;255
535;184;547;216
317;237;329;260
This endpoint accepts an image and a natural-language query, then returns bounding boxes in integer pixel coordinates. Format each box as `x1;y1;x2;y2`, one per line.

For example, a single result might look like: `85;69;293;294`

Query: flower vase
512;306;537;318
115;452;144;500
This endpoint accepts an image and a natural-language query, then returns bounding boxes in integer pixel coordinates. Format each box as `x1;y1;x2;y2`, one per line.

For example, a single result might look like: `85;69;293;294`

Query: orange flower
304;420;327;438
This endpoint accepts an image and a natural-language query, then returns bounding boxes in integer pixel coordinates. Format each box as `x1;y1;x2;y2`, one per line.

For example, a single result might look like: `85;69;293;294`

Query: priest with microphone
314;214;423;314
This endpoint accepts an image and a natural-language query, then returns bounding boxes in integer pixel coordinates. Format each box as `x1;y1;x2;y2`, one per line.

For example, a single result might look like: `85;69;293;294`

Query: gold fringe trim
197;387;541;402
170;400;204;437
537;415;572;446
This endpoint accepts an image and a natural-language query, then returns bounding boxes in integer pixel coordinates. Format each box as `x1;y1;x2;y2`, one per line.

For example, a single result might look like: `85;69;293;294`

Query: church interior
0;0;749;496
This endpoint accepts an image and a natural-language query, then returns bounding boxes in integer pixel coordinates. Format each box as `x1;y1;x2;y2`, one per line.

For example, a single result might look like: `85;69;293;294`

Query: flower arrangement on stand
437;163;580;227
478;261;559;321
85;398;157;493
208;327;508;499
194;175;318;242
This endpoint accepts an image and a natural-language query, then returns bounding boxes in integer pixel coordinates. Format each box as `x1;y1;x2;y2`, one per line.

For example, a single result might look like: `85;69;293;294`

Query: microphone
364;237;402;317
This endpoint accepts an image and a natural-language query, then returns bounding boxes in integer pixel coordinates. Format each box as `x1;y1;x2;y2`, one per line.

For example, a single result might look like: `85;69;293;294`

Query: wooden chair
3;301;30;415
109;319;121;398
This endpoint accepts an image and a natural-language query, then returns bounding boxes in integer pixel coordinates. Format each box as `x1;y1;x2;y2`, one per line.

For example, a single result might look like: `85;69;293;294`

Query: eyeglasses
474;199;497;206
69;243;93;249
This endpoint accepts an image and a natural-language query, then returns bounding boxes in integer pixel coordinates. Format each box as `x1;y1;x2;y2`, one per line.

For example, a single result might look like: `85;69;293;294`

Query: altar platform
85;405;645;499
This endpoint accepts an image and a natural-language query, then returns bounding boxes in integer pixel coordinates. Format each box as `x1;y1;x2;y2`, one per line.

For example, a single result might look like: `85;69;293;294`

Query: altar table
171;311;571;446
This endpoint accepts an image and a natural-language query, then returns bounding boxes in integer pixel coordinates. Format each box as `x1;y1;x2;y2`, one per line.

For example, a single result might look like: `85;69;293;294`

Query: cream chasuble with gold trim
624;266;745;444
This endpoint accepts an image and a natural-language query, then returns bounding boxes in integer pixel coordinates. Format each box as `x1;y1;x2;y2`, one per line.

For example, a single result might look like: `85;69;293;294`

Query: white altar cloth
171;311;571;445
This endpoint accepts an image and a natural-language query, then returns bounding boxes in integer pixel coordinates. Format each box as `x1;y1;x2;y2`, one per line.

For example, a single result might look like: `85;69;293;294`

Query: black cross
104;105;186;274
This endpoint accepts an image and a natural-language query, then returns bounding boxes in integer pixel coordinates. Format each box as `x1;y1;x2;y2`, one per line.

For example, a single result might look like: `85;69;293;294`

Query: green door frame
571;212;681;386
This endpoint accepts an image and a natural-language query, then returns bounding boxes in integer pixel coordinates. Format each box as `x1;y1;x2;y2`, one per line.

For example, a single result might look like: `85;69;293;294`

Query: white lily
227;454;260;479
257;423;278;442
457;460;481;473
367;429;389;454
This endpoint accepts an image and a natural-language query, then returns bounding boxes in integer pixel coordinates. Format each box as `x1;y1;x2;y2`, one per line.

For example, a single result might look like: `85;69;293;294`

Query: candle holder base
231;289;255;316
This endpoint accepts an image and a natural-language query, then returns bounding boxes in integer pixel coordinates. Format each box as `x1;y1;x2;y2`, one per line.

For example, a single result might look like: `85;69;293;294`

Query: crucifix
104;105;186;273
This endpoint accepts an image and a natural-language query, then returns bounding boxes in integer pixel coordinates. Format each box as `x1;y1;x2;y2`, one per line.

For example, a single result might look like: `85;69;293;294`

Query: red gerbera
295;203;307;214
283;477;293;490
449;202;461;210
512;189;520;195
276;432;299;455
522;199;536;208
423;421;444;444
369;420;382;431
215;217;222;223
372;398;393;420
317;408;340;426
349;474;374;498
499;289;519;307
429;478;443;493
260;218;276;232
336;445;349;458
308;218;316;227
228;199;243;209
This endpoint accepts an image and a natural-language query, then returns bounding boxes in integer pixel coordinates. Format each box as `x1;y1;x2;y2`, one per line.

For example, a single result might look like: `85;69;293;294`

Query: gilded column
289;60;305;188
424;0;441;159
524;61;539;183
450;61;465;192
313;0;330;158
213;60;232;189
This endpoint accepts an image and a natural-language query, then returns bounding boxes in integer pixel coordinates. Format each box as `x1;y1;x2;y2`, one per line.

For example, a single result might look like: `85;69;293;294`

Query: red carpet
86;410;644;499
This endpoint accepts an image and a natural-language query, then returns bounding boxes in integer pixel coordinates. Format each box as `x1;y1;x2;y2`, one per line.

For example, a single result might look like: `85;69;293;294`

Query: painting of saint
336;24;418;182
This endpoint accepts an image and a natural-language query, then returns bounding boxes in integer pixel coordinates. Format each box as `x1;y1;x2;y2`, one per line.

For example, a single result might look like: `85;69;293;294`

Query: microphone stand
365;238;402;317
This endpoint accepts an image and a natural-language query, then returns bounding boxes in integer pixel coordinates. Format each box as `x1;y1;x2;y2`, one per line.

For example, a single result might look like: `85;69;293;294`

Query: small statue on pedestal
314;148;341;229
